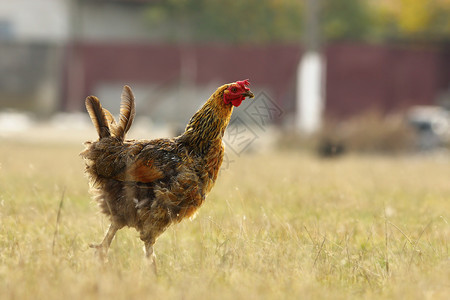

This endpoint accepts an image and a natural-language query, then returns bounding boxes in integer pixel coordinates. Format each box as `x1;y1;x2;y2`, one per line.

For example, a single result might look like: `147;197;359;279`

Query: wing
114;158;164;183
111;139;181;184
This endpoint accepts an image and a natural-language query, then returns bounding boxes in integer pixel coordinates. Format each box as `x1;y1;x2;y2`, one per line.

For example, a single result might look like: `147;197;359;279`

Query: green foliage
147;0;302;43
144;0;450;43
373;0;450;41
321;0;374;41
145;0;304;43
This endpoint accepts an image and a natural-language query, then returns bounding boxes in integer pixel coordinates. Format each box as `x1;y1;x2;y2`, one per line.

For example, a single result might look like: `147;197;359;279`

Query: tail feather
85;96;111;139
103;108;117;129
113;85;136;140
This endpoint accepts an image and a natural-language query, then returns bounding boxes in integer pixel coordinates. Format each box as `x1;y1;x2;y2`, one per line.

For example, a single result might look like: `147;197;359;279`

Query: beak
242;91;255;98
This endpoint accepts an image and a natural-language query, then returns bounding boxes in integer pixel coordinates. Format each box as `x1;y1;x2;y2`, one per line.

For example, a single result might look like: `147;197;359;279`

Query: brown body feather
81;84;237;261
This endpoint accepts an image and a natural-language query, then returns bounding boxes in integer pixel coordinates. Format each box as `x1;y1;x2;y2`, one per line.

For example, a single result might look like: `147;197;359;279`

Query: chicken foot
90;223;120;260
144;241;157;275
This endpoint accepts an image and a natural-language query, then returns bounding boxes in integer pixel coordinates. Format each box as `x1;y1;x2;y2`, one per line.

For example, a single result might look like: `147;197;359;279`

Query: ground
0;141;448;299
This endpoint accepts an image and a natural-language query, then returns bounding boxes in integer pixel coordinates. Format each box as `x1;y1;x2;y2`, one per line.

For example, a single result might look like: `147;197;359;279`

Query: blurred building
0;0;69;116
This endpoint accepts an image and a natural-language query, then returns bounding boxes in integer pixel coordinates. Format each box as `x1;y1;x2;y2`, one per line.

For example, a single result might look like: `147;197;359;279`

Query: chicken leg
90;223;120;260
144;241;157;275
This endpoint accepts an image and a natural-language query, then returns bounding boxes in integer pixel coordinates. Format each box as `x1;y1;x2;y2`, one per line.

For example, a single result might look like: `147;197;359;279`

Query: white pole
296;0;324;134
296;51;325;134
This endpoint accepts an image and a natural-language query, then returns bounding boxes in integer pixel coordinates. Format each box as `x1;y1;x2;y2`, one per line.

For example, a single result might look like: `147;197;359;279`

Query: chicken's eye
231;87;237;93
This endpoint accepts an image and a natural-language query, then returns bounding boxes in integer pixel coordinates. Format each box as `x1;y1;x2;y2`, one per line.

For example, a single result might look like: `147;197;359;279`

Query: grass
0;141;448;299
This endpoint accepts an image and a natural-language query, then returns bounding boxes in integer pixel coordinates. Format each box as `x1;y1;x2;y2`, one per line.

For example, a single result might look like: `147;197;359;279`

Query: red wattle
231;97;244;107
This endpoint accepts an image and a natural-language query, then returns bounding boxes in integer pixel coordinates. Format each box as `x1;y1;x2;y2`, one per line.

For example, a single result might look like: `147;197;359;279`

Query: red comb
236;79;250;87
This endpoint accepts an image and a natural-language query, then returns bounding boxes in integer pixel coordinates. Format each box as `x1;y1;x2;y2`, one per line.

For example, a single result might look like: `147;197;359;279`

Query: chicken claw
144;243;157;275
90;223;120;261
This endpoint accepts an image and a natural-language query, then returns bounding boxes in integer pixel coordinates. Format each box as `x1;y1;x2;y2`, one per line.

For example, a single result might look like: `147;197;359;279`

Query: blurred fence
0;41;449;125
325;42;450;118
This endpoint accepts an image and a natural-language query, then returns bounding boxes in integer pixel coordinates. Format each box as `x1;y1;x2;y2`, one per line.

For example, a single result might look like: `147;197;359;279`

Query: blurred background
0;0;449;154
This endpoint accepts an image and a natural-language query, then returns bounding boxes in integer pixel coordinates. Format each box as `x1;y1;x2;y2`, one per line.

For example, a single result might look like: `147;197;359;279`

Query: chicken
81;80;254;268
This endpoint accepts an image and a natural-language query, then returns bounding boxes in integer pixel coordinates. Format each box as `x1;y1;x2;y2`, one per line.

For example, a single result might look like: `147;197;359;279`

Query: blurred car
407;106;450;150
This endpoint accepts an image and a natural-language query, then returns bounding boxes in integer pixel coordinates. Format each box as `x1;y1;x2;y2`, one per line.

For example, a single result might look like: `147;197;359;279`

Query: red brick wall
325;42;445;118
64;42;449;119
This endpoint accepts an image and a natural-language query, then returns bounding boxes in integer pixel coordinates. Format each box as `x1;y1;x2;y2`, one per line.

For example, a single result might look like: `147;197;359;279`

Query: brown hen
81;80;254;268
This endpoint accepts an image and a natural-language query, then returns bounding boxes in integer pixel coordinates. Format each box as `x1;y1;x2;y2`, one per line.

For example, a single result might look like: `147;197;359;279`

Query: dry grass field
0;141;448;299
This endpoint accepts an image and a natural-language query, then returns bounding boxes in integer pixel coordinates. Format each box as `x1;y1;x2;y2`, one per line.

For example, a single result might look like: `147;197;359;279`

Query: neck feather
180;87;233;153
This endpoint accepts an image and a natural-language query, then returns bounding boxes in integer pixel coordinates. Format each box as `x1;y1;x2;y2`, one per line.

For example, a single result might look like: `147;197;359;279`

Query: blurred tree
144;0;450;43
321;0;374;41
145;0;304;43
373;0;450;41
